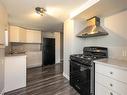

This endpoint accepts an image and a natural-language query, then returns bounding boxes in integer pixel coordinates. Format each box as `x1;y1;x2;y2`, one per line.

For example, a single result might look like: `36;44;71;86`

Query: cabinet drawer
95;63;127;84
107;89;118;95
95;82;118;95
96;72;127;95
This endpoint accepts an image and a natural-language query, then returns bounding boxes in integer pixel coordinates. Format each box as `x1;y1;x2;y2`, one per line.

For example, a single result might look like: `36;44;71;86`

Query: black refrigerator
43;38;55;66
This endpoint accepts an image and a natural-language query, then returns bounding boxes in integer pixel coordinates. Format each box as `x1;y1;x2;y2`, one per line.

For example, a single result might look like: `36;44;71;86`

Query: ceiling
1;0;88;32
71;0;127;20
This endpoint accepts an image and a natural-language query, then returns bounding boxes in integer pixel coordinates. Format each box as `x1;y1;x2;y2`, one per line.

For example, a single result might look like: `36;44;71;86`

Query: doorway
43;38;55;66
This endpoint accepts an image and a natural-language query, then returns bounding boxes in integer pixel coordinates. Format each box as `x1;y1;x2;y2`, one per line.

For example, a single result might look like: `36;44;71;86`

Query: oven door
70;60;93;95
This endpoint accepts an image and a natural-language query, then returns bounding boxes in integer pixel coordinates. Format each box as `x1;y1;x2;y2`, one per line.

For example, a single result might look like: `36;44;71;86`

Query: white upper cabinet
9;26;41;43
0;31;5;45
26;30;41;43
9;26;26;43
0;5;8;46
19;28;26;42
95;82;118;95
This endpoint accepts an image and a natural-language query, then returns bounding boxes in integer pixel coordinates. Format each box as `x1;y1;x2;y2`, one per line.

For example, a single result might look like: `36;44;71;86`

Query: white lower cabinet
95;82;118;95
95;62;127;95
95;72;127;95
95;63;127;84
95;82;107;95
5;55;26;92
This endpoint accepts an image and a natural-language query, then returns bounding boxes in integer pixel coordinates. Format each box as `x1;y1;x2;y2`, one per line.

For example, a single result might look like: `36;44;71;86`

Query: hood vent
77;16;108;38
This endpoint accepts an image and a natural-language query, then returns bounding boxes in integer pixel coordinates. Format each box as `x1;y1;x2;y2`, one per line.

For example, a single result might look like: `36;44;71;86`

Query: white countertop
94;58;127;71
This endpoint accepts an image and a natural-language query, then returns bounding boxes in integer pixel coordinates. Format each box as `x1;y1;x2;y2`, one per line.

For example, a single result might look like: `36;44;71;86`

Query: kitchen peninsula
5;54;26;92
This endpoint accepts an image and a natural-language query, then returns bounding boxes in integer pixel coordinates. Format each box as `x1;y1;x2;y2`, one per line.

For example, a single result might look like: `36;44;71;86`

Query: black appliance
70;47;108;95
43;38;55;66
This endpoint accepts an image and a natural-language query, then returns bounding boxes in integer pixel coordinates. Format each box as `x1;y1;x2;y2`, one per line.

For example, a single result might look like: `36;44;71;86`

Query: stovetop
70;47;108;65
71;54;107;60
70;54;107;66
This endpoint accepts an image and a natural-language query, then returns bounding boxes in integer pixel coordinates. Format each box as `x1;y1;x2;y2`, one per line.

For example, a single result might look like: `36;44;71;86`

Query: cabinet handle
110;84;113;87
75;85;80;90
110;72;113;74
110;92;113;95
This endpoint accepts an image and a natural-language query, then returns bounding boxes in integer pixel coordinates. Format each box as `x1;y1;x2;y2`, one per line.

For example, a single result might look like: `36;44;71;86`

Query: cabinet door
26;31;33;43
9;26;20;42
32;31;41;43
26;30;41;43
10;26;26;43
0;31;4;45
95;82;107;95
95;63;127;84
19;28;26;42
5;56;26;92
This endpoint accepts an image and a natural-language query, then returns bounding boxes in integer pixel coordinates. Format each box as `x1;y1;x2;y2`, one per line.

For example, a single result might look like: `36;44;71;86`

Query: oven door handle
78;63;91;70
80;66;91;71
70;60;91;69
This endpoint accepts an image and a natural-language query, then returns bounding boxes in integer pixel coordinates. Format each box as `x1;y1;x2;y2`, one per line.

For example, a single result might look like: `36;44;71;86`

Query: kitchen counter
5;54;26;92
94;58;127;71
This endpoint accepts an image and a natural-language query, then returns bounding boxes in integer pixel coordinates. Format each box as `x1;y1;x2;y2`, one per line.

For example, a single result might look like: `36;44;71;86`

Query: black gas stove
70;47;108;65
70;47;108;95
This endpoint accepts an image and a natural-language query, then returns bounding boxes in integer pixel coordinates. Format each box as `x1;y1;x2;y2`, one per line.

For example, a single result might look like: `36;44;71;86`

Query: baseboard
63;72;69;80
55;62;63;64
27;64;42;68
55;62;61;64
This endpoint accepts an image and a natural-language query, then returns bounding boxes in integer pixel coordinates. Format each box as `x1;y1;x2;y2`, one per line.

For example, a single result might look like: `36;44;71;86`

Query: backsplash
5;43;41;54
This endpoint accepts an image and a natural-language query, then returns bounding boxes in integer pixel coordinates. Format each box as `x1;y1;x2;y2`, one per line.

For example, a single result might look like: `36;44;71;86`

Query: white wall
63;20;74;79
84;10;127;61
60;33;63;62
42;32;62;64
55;32;61;63
64;10;127;79
0;1;8;94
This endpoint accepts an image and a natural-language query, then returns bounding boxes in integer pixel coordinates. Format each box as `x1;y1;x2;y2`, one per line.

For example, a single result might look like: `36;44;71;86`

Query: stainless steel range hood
77;16;108;37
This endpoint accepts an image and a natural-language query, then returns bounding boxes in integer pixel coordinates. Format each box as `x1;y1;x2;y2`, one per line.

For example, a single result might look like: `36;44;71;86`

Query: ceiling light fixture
35;7;46;16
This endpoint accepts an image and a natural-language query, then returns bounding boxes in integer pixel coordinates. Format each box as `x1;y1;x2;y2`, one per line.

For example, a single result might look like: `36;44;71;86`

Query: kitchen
1;0;127;95
64;0;127;94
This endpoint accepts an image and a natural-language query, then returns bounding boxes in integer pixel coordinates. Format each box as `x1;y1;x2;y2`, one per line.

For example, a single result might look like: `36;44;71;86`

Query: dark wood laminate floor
5;63;79;95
